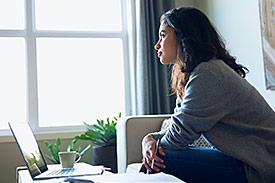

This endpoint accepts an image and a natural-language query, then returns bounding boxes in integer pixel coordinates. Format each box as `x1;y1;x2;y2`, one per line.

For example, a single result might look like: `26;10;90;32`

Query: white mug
58;151;81;168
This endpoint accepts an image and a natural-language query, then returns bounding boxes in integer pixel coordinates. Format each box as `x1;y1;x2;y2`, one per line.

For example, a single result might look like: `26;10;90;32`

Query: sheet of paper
63;172;185;183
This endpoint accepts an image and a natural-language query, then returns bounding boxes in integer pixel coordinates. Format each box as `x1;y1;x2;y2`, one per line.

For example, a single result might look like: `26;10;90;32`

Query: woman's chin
160;59;173;65
159;58;167;65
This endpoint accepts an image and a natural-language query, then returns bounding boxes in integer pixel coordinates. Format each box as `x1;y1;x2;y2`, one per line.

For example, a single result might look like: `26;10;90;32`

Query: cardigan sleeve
158;68;230;150
149;96;181;140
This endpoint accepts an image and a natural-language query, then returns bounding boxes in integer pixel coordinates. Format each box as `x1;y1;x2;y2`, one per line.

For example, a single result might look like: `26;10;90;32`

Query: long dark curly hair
161;7;248;99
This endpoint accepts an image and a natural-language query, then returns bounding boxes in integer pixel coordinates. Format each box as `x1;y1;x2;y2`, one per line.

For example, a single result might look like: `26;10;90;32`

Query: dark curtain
136;0;176;115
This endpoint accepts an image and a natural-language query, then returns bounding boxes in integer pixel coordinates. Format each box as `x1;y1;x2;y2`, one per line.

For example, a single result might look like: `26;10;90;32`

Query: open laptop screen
9;122;48;178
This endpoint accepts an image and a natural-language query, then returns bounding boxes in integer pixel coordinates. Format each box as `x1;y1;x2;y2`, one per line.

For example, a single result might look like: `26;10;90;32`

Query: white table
17;163;184;183
17;163;108;183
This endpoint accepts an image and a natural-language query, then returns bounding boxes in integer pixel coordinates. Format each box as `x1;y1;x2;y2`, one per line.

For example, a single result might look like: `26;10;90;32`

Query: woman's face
154;21;178;65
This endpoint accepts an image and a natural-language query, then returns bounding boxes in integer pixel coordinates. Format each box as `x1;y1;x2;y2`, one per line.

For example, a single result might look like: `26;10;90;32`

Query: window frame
0;0;131;136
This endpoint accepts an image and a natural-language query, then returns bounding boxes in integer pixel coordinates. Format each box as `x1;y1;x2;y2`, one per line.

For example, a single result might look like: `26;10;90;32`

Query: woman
141;7;275;183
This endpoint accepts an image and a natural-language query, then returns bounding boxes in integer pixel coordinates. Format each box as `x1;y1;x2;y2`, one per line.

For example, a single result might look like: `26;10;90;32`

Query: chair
117;115;171;173
116;115;213;173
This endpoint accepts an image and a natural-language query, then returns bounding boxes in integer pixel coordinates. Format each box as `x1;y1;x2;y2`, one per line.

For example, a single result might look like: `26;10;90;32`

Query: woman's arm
140;134;166;173
160;67;229;149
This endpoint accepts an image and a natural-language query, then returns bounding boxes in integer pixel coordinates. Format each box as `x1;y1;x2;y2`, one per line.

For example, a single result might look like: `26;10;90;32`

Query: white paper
63;172;185;183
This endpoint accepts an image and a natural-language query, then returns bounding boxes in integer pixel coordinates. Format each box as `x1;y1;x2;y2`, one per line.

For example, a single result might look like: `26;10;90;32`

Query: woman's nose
154;40;161;50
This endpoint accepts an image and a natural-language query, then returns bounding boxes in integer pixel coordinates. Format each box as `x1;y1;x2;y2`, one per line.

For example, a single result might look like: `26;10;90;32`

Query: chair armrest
117;114;171;173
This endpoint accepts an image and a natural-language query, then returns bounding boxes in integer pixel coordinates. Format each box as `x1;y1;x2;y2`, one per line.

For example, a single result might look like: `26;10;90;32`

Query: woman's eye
160;34;165;38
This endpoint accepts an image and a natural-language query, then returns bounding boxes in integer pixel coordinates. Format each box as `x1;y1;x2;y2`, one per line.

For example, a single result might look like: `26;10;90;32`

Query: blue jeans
149;147;247;183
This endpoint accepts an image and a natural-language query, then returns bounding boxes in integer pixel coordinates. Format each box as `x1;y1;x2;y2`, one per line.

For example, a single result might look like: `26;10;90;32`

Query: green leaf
44;141;50;149
86;130;104;139
67;145;71;152
67;141;74;152
44;139;61;164
48;144;55;156
74;113;121;146
74;135;92;141
46;154;59;164
56;138;61;152
83;122;93;131
92;124;104;131
76;146;81;152
79;144;91;156
98;120;104;128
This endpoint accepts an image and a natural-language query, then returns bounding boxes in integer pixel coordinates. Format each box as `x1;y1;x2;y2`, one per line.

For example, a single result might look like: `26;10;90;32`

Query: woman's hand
139;134;166;173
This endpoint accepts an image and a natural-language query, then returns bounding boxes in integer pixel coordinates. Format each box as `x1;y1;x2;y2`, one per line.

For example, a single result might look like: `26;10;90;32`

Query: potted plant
44;137;91;164
73;113;121;173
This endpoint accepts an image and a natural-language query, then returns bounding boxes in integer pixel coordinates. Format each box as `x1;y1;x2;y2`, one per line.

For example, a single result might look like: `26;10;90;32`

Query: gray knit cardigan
151;59;275;183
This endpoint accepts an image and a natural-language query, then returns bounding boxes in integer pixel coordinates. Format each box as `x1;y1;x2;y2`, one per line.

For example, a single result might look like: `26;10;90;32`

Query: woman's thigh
156;147;247;183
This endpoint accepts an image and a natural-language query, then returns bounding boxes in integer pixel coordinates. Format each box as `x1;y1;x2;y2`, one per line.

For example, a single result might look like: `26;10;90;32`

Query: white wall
177;0;275;110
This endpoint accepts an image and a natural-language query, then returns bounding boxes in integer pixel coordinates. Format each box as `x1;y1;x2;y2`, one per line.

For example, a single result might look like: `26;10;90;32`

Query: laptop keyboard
47;168;76;176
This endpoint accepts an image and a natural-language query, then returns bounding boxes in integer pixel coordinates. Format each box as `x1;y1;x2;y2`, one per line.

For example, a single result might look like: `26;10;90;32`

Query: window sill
0;130;85;143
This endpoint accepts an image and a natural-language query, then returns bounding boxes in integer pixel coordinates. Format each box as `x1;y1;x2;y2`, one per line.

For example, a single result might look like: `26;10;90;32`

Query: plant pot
92;145;117;173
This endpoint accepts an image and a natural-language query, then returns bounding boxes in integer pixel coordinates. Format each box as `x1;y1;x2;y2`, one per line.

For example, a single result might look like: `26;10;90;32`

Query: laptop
9;122;103;180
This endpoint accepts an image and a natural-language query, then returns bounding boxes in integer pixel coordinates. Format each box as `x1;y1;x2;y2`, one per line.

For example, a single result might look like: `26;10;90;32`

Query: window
0;0;129;135
0;38;26;130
